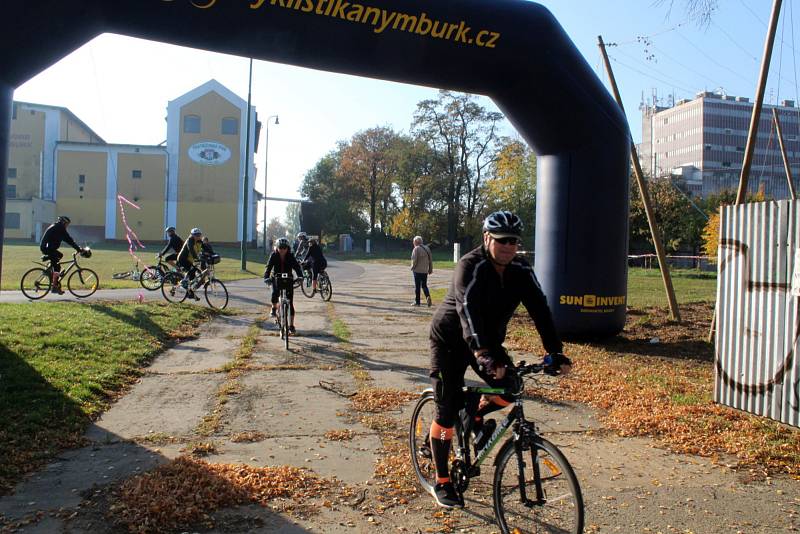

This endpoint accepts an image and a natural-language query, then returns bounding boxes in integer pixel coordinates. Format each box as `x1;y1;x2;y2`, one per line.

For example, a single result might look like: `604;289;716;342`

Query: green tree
266;217;288;243
484;138;537;249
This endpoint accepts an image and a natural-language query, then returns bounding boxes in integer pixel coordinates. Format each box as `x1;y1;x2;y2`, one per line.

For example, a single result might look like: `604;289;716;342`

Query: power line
607;55;696;94
674;29;754;85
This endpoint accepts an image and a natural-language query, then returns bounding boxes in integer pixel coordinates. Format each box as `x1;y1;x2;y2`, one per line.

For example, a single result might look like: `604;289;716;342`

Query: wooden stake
773;108;797;200
598;35;681;323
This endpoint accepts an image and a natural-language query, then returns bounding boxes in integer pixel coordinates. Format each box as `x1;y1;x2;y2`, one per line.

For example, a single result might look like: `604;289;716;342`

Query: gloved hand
543;353;572;376
476;350;506;379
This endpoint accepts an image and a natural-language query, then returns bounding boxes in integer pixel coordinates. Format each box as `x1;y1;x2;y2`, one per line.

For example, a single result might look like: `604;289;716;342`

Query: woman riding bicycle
264;237;304;334
426;210;571;509
158;226;184;267
302;238;328;295
177;227;204;300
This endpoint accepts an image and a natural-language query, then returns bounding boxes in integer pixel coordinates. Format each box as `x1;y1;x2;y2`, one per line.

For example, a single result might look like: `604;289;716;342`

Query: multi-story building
5;79;259;244
639;91;800;198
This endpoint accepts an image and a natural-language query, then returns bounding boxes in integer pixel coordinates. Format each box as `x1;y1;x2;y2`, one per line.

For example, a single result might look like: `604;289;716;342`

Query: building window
6;185;16;198
132;169;142;179
736;146;745;152
704;144;712;150
11;104;17;120
722;162;732;167
183;115;201;134
221;117;238;135
5;212;20;229
78;174;85;184
7;168;16;178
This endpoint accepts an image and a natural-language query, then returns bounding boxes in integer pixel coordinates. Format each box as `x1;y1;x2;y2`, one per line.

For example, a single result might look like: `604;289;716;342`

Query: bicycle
161;254;228;309
20;250;99;300
269;273;296;350
409;360;584;534
139;256;178;291
299;266;333;301
112;260;142;281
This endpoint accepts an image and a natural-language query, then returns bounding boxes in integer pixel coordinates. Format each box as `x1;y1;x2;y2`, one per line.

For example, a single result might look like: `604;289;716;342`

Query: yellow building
5;79;258;244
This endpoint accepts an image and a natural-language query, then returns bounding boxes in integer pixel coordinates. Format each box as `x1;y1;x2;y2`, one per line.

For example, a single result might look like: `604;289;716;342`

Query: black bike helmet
190;227;202;236
165;226;176;234
276;237;291;249
80;248;92;258
296;232;308;241
58;215;71;224
482;210;523;238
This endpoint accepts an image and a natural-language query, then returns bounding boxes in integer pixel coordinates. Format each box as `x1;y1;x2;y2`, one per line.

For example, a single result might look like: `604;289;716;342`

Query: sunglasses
278;245;289;250
494;236;520;246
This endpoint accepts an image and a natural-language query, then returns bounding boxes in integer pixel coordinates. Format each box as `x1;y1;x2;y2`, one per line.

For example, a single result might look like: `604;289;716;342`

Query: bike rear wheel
140;266;165;291
161;272;188;303
409;392;438;496
319;272;332;301
68;268;99;298
20;267;52;300
204;278;228;310
282;299;290;350
493;436;584;534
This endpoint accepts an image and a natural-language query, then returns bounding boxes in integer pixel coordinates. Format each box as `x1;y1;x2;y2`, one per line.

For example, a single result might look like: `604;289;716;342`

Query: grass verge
506;302;800;478
0;301;215;494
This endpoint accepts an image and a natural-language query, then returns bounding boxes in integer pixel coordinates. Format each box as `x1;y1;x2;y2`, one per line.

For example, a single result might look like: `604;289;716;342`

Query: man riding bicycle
293;231;310;262
427;210;572;509
158;226;184;267
302;237;328;295
264;237;304;334
39;215;90;294
177;227;204;300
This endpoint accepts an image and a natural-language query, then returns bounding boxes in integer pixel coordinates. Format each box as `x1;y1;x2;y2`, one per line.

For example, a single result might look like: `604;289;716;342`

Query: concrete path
1;260;798;533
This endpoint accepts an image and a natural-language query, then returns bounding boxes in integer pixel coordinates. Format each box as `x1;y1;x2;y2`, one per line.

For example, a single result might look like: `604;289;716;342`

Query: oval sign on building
188;141;231;166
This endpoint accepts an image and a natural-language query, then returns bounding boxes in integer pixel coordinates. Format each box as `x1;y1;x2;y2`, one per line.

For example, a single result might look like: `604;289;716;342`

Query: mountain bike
139;256;178;291
161;254;228;309
270;273;295;350
20;250;99;300
300;267;333;301
409;360;584;534
112;260;142;281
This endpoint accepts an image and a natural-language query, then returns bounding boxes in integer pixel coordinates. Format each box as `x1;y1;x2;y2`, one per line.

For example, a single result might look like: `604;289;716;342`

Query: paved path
1;260;798;533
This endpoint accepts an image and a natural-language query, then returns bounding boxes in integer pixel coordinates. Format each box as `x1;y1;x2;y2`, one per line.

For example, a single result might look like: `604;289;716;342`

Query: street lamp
262;114;279;250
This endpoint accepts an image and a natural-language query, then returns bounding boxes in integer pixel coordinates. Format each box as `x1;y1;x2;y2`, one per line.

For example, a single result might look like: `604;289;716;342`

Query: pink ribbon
117;194;146;268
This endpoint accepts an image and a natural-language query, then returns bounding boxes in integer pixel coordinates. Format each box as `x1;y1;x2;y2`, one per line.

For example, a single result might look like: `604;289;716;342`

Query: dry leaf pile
324;429;355;441
508;303;800;478
351;387;417;413
109;456;348;533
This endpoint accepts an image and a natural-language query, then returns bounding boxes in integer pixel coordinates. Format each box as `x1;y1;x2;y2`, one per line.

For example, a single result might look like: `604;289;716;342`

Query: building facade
639;91;800;198
5;79;259;244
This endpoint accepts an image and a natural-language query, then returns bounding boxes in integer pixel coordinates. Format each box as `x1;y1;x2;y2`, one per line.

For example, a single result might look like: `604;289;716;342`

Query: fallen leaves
351;387;417;413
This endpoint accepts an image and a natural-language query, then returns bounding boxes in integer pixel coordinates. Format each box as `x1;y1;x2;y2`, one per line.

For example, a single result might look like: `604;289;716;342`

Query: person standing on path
411;235;433;307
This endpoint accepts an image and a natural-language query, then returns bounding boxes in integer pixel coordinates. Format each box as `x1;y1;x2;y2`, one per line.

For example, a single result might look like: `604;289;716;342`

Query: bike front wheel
493;436;584;534
140;266;165;291
282;300;290;349
161;272;188;303
300;274;314;298
68;268;99;298
319;273;332;301
20;267;52;300
204;278;228;310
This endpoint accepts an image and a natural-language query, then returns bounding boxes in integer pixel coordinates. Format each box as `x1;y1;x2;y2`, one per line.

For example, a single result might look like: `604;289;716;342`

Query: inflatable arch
0;0;630;336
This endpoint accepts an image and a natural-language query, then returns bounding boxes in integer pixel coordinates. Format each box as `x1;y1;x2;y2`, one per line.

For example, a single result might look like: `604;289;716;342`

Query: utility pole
598;35;681;322
772;109;797;200
241;58;253;271
262;115;279;251
735;0;782;203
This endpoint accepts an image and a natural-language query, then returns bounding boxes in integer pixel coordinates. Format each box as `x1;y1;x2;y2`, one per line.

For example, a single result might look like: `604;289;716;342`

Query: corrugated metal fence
716;199;800;428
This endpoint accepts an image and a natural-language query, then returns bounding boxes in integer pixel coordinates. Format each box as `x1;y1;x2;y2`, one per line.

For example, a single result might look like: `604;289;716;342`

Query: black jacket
160;234;184;256
304;243;327;268
40;222;80;253
264;250;303;278
430;245;562;355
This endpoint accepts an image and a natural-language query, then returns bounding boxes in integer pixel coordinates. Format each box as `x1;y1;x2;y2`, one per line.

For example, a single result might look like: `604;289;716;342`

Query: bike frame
36;251;82;279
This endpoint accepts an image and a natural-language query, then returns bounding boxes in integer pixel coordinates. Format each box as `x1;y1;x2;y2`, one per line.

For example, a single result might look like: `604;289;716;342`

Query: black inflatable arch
0;0;630;337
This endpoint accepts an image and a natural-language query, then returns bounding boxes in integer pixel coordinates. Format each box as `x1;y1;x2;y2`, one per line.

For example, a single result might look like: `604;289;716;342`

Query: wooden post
735;0;783;203
772;108;797;200
598;35;681;322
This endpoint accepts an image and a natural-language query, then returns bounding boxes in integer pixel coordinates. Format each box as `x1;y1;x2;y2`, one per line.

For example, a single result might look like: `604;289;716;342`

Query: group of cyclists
37;210;570;512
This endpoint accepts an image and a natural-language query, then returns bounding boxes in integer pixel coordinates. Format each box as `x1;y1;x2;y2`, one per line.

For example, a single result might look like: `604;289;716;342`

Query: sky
13;0;800;227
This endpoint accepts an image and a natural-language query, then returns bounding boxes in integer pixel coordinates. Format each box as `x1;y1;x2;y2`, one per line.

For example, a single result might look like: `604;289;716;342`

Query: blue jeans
414;272;430;304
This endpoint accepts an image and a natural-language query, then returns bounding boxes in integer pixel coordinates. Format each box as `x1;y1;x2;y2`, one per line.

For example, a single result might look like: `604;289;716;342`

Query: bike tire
204;278;228;310
409;392;438;496
282;300;290;350
301;274;314;298
20;267;52;300
319;273;332;301
140;266;165;291
493;436;584;534
161;272;188;303
68;268;99;298
111;272;132;280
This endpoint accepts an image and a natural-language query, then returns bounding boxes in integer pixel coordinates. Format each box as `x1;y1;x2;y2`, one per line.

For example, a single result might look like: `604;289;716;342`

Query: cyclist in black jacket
426;210;572;509
302;238;328;295
158;226;184;266
39;215;89;294
264;237;304;333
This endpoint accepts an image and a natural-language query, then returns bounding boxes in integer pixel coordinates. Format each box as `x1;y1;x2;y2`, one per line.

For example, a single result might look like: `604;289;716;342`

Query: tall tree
412;91;503;245
484;138;537;249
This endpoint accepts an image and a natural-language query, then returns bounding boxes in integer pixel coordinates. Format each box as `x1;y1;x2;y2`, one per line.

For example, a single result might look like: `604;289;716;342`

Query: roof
13;100;107;144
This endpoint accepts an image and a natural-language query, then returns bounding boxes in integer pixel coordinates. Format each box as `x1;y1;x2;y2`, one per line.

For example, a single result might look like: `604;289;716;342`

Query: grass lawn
0;301;215;494
328;249;455;271
1;240;268;290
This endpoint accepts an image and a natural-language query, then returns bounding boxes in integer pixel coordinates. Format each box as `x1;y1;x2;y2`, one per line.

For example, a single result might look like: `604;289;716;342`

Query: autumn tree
484;138;537;249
